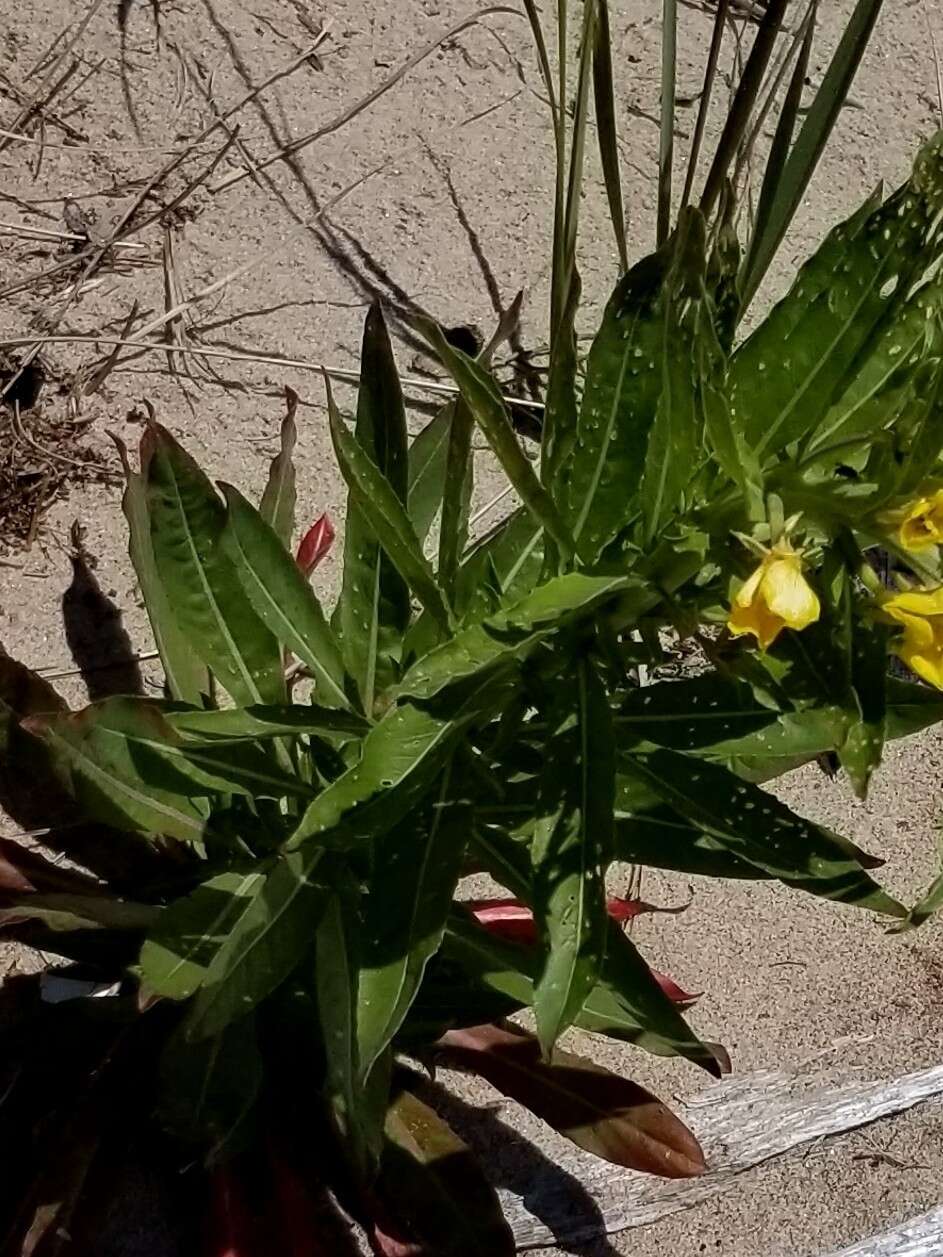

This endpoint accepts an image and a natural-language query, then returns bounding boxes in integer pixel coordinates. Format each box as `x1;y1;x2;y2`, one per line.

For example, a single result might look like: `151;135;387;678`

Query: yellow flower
727;543;820;650
880;586;943;690
881;488;943;552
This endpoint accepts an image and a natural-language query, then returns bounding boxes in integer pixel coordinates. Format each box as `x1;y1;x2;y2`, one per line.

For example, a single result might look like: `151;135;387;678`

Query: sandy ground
1;0;943;1253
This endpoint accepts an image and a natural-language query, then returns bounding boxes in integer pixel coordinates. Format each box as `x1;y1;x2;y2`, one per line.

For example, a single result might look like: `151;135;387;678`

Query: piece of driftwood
821;1204;943;1257
501;1063;943;1250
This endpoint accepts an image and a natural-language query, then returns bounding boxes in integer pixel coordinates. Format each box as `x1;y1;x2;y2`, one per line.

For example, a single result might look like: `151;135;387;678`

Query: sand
1;0;943;1253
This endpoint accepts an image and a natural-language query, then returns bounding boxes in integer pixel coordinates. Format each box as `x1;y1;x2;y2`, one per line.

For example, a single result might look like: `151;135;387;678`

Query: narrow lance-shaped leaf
533;656;613;1055
316;876;376;1176
407;402;453;544
184;848;336;1040
731;133;943;458
141;871;268;1001
113;435;208;704
399;571;659;702
639;212;705;543
219;483;351;711
437;399;474;601
564;247;672;561
621;747;905;915
258;387;298;547
23;703;208;844
326;374;452;634
416;317;576;561
357;767;470;1081
158;1015;262;1165
286;671;514;851
377;1087;515;1257
334;303;413;711
437;1022;705;1177
142;423;284;705
164;703;368;742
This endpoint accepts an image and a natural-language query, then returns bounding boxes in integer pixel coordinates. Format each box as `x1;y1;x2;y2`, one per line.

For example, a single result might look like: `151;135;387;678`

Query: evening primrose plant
5;2;943;1252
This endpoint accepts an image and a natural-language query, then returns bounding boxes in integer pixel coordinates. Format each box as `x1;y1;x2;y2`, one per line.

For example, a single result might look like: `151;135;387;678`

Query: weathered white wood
502;1064;943;1250
821;1205;943;1257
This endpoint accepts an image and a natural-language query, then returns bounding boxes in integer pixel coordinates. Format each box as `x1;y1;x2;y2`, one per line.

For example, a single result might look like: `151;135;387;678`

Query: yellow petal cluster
881;586;943;690
882;489;943;552
727;544;820;650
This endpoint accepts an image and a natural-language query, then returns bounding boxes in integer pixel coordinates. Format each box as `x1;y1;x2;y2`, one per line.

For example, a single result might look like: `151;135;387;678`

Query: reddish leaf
437;1022;706;1178
206;1165;258;1257
0;847;35;893
652;969;701;1006
295;514;336;577
373;1089;514;1257
465;898;537;944
467;895;690;946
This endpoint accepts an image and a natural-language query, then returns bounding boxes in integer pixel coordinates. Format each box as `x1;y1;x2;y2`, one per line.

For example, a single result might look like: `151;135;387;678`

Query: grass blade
680;0;728;208
699;0;790;219
593;0;628;271
658;0;677;245
741;0;885;306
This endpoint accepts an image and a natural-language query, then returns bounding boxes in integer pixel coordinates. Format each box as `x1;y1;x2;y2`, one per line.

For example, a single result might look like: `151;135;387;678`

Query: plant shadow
62;521;144;703
406;1068;621;1257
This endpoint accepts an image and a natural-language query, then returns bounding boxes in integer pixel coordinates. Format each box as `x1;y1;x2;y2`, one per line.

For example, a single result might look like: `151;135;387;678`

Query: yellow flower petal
761;555;821;631
883;586;943;618
726;546;820;650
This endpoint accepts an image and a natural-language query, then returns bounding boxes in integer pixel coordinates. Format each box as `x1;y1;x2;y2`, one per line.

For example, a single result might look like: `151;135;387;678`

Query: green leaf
621;748;905;914
416;318;575;560
379;1087;515;1256
441;911;716;1070
180;852;333;1039
0;892;157;933
158;1015;262;1164
114;435;208;705
639;215;706;542
616;674;778;750
615;800;770;880
564;248;671;560
804;271;943;459
23;702;208;844
286;673;513;851
220;483;351;710
839;616;887;799
334;304;413;709
357;771;469;1081
141;871;267;1000
886;678;943;740
899;848;943;931
407;402;453;544
731;134;943;457
142;424;284;705
741;0;886;306
533;657;612;1055
316;877;376;1174
258;389;298;547
540;270;582;509
399;571;655;702
164;702;368;742
326;376;452;635
455;509;545;622
438;399;474;600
